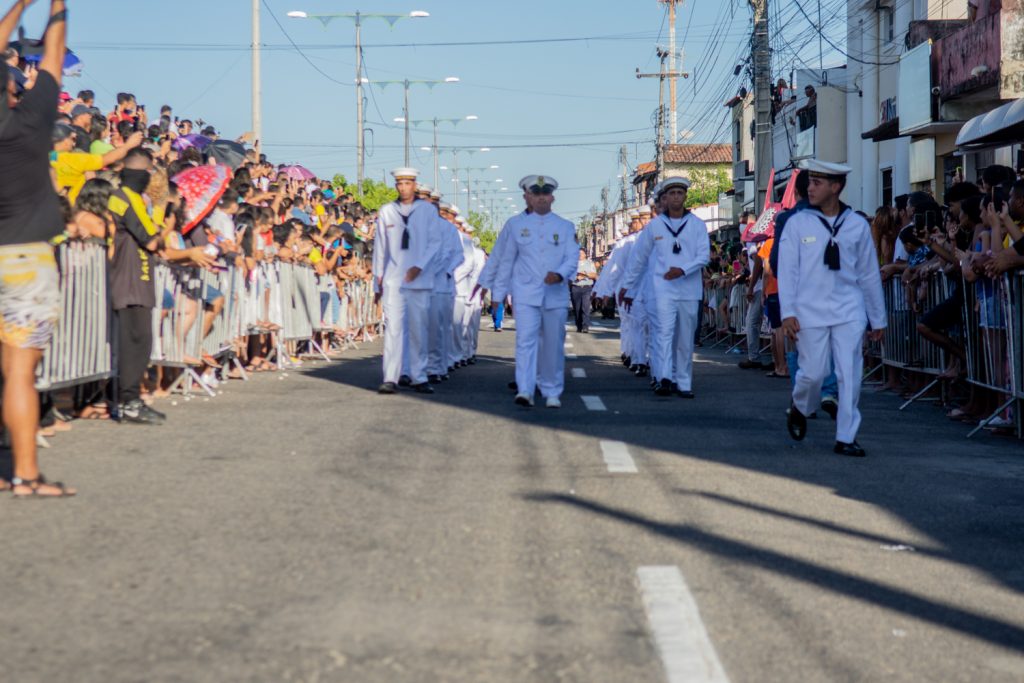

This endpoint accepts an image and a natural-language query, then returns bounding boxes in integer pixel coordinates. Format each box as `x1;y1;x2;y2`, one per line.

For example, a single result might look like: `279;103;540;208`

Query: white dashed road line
600;440;637;473
565;342;575;348
637;566;730;683
566;353;579;360
571;368;587;378
581;395;606;411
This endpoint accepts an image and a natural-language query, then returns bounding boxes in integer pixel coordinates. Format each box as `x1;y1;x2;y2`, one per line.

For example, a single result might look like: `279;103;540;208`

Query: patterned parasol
171;164;232;235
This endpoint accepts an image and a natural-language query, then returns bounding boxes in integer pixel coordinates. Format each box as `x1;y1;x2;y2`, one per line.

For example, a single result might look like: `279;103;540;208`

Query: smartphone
914;213;926;234
992;188;1006;212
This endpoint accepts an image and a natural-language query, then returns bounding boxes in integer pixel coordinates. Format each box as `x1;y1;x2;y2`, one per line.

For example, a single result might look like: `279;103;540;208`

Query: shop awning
861;117;901;142
956;98;1024;149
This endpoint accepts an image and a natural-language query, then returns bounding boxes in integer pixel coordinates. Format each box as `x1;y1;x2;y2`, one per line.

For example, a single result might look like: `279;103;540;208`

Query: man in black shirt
108;146;166;425
0;0;75;497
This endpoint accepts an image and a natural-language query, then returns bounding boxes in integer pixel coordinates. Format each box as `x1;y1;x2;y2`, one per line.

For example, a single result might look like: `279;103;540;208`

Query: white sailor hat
464;224;475;233
430;189;441;200
627;209;640;219
391;167;419;180
439;202;453;211
450;204;461;215
638;205;652;216
456;216;468;225
655;176;691;199
518;174;559;194
415;183;433;194
472;237;481;247
798;159;851;179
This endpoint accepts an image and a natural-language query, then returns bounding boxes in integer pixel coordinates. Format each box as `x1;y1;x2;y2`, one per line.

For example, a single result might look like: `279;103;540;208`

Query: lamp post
458;165;500;216
375;77;460;166
394;114;477;187
287;8;429;189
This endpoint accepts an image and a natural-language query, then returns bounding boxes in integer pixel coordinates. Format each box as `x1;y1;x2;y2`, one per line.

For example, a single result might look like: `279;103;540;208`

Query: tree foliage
684;166;732;208
331;174;398;212
468;210;498;253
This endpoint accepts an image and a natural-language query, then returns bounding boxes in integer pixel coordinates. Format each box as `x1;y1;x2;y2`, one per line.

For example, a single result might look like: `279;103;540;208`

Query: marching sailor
619;177;710;398
491;175;578;408
777;159;886;457
372;168;441;395
420;185;464;383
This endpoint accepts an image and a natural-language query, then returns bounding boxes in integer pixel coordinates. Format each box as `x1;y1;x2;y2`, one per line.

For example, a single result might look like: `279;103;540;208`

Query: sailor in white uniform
619;177;710;398
491;175;578;408
466;235;488;360
595;209;640;366
372;168;441;394
777;159;886;457
421;186;464;383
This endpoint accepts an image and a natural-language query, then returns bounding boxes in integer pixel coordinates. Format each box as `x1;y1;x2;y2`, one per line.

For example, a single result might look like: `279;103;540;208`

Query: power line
260;0;354;87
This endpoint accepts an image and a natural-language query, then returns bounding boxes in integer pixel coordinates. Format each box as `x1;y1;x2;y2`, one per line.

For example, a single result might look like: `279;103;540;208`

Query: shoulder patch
108;196;129;217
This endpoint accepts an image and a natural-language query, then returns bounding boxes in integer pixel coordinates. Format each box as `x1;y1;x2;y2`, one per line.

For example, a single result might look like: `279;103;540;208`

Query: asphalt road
2;315;1024;683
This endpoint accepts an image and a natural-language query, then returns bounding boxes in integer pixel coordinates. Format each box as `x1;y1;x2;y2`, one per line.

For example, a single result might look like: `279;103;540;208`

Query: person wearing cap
491;175;578;408
68;103;93;152
619;177;710;398
461;226;488;364
778;159;886;457
628;203;656;378
594;207;643;365
372;168;443;394
423;185;465;383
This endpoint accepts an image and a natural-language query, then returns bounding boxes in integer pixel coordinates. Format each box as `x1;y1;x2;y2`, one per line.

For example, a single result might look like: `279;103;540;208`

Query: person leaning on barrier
0;0;76;497
985;181;1024;276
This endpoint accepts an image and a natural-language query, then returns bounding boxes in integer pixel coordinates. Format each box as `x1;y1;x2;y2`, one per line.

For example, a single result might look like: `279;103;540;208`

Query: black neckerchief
814;204;850;271
396;201;417;250
661;210;690;254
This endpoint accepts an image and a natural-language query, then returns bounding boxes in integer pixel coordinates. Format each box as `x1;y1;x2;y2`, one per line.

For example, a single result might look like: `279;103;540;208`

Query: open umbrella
207;139;247;169
171;165;232;235
172;134;212;152
280;164;315;181
12;29;83;77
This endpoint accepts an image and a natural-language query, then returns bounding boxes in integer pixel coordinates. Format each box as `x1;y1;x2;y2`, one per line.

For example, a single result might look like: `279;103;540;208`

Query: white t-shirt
207;209;235;243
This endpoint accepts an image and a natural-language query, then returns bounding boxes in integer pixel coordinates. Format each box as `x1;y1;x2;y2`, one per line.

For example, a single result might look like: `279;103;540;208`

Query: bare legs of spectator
2;345;75;496
771;328;787;376
916;322;965;379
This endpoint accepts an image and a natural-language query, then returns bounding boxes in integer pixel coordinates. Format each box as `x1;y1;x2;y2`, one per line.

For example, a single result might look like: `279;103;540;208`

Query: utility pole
637;50;685;185
251;0;261;156
432;119;439;188
355;13;364;189
660;0;682;144
751;0;772;212
619;145;629;209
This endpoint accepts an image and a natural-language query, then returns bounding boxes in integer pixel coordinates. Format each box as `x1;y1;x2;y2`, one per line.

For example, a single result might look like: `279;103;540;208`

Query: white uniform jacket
453;232;477;298
593;233;635;299
372;199;441;293
430;216;465;294
476;211;526;291
492;211;578;310
620;212;710;302
777;206;886;329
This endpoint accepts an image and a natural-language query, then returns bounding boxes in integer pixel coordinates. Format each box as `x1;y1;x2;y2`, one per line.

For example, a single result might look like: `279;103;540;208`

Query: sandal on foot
11;474;76;498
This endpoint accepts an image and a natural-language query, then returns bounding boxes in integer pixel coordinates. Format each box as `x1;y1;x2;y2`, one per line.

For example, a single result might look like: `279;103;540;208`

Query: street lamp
287;8;429;189
373;77;460;165
393;114;478;187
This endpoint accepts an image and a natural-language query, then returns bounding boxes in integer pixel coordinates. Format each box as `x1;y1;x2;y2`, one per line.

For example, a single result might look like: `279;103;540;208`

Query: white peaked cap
391;167;419;180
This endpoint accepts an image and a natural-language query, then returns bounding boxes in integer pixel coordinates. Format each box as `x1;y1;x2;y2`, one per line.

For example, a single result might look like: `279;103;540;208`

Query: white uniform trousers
450;297;468;367
468;301;482;357
382;287;430;385
651;297;700;390
514;304;566;399
619;305;633;359
792;320;865;443
428;292;452;376
633;299;651;366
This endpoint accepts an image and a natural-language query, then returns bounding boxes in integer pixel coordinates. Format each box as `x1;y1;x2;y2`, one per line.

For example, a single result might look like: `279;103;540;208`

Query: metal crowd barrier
150;262;211;397
37;240;112;391
878;269;1022;438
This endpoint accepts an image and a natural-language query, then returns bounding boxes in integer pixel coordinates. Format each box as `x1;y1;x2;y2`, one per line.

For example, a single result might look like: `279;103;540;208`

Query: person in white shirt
777;159;886;457
619;177;710;398
372;168;441;394
491;175;578;408
418;184;464;383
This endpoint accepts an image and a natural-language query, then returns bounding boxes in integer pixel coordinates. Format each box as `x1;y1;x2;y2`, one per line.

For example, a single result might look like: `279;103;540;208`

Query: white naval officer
777;159;886;457
619;177;710;398
420;185;465;383
372;167;442;394
491;175;578;408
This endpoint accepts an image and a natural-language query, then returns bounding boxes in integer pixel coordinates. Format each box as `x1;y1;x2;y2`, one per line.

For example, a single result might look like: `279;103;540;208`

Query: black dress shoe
655;379;673;397
738;359;761;370
834;440;866;457
398;375;412;387
428;374;442;384
675;389;695;399
508;380;518;392
448;366;457;373
378;382;397;395
636;364;650;377
467;357;476;365
459;360;468;368
623;356;632;367
440;374;450;381
820;397;839;420
412;383;435;394
787;403;807;441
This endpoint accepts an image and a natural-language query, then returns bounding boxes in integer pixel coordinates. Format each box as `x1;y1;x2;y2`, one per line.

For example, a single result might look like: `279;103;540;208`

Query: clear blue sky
20;0;846;222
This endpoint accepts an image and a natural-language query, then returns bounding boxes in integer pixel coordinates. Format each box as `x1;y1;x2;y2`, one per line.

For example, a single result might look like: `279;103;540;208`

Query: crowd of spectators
0;0;385;497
